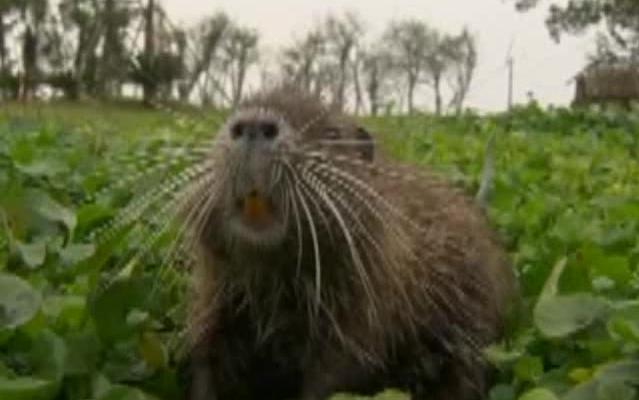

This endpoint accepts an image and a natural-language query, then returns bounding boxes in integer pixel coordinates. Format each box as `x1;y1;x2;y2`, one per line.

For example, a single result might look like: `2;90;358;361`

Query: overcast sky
161;0;595;112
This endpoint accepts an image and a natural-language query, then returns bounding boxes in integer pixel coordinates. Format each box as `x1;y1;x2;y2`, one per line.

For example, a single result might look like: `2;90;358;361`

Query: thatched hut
573;63;639;108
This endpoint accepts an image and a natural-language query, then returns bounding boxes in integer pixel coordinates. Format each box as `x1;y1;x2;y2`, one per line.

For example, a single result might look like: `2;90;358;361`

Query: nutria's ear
355;126;375;162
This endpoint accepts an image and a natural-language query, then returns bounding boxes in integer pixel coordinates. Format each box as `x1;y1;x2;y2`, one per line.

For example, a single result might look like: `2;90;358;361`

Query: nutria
178;87;516;400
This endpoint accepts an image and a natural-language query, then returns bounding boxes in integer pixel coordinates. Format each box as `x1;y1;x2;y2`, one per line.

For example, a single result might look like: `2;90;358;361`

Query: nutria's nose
230;120;279;142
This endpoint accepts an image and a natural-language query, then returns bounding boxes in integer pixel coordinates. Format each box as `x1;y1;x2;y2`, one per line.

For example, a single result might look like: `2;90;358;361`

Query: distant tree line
0;0;478;114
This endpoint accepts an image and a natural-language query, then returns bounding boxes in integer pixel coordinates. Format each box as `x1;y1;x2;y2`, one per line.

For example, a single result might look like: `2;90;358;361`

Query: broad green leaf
30;330;67;381
91;373;113;399
64;331;101;376
484;344;523;367
596;360;639;384
564;360;639;400
58;243;95;266
603;199;639;223
538;257;567;301
534;257;609;337
97;384;157;400
90;278;151;343
514;356;544;383
550;212;599;246
579;245;632;288
138;331;167;369
15;159;68;178
0;273;42;329
569;368;593;384
517;388;558;400
14;240;46;269
126;310;150;328
330;390;408;399
489;384;516;400
26;189;76;235
563;381;598;400
0;377;58;400
76;204;114;232
0;360;14;377
42;295;86;330
534;294;608;338
586;339;619;361
607;317;639;344
596;381;635;400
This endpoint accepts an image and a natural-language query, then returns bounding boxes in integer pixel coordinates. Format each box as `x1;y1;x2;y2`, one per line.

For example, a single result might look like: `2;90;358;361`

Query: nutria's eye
262;122;279;140
231;122;245;140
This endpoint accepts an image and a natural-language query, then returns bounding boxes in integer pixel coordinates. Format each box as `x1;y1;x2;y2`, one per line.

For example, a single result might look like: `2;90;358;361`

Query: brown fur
182;87;516;400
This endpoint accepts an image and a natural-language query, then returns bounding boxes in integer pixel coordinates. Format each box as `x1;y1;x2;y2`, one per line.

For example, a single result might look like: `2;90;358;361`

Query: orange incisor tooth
244;193;270;221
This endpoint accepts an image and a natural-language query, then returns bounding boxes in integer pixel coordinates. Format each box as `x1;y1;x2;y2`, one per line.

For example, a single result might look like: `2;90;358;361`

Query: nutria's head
191;88;375;251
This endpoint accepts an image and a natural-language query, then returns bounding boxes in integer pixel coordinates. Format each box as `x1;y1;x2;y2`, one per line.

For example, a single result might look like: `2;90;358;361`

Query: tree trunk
101;0;121;98
22;26;38;101
0;13;6;73
434;73;442;115
352;56;363;115
0;13;6;101
177;36;189;101
303;60;313;93
407;74;417;114
366;64;379;116
233;55;247;107
73;26;87;98
143;0;156;105
336;47;349;110
75;15;104;99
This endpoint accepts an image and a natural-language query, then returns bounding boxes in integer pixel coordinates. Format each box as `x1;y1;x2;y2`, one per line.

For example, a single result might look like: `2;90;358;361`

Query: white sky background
163;0;594;112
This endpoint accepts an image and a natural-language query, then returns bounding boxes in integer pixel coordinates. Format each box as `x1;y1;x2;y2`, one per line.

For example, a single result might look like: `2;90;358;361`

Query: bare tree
0;5;482;112
99;0;130;97
177;12;229;102
324;12;363;110
140;0;156;104
351;45;365;114
58;0;105;98
422;29;459;116
17;0;48;100
446;28;477;114
221;25;259;107
360;46;394;116
383;19;430;114
281;28;326;93
0;0;17;75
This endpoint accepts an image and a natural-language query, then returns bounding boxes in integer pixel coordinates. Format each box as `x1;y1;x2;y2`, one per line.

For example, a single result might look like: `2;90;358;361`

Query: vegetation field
1;103;639;400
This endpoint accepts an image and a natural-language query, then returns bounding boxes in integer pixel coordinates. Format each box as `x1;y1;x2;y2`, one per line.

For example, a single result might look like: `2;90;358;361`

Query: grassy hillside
0;102;638;400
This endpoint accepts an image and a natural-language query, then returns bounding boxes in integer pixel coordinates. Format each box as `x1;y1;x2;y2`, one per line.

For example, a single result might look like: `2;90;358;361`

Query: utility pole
507;55;514;111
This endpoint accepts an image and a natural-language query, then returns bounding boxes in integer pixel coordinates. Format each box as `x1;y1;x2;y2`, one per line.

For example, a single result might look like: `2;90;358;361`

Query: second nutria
178;87;516;400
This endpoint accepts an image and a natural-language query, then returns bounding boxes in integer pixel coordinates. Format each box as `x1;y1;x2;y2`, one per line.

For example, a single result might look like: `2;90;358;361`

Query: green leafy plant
0;103;638;399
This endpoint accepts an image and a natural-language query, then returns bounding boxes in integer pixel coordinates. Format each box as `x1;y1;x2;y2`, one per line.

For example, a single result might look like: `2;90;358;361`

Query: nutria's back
181;86;516;400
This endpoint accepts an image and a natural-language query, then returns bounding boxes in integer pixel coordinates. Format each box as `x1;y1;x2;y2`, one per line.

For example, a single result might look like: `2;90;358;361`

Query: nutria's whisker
281;159;335;243
154;171;222;291
301;168;414;309
92;159;217;245
299;159;490;356
282;171;304;280
302;158;424;235
297;169;379;320
92;140;222;204
291;173;323;315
